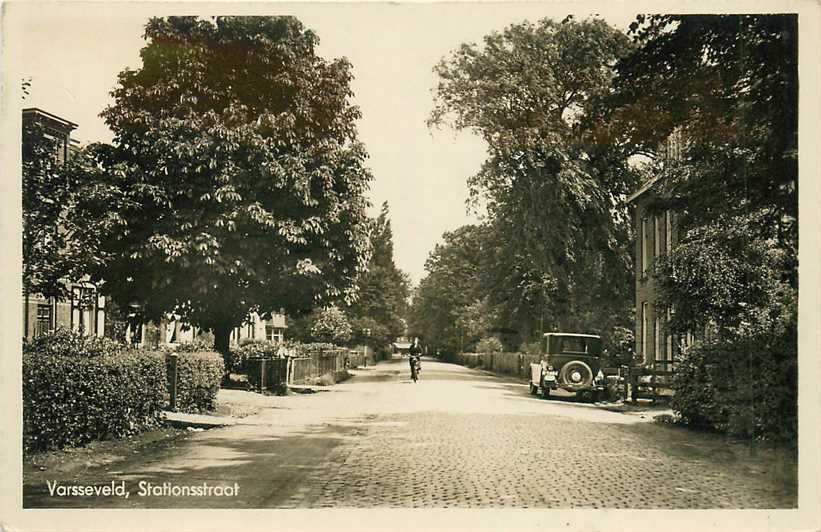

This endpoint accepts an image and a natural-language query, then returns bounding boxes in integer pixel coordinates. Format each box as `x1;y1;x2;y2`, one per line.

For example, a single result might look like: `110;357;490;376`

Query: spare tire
558;360;593;391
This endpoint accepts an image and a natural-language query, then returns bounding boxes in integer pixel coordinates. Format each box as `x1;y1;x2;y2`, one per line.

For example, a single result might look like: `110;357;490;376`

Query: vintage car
529;333;607;401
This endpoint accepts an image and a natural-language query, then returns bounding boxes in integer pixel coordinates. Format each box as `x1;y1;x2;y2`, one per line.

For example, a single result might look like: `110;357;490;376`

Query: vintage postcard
1;1;819;531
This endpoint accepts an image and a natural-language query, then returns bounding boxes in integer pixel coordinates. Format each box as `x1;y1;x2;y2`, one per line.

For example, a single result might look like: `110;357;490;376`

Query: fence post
260;359;267;392
168;353;178;411
287;356;293;385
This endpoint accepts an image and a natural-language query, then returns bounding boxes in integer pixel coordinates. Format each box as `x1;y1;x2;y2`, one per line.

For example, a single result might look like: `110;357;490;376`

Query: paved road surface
24;357;796;509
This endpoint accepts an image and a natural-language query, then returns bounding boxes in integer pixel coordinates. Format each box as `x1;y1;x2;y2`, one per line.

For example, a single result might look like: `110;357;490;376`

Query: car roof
543;333;601;339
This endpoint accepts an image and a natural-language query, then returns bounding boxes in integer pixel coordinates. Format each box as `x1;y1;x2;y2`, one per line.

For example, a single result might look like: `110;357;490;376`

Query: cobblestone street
24;357;797;509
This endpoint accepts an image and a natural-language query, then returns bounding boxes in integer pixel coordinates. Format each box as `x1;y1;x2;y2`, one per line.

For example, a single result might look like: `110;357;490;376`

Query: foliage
170;351;225;413
346;202;411;349
653;213;793;339
518;340;543;357
671;310;797;442
602;325;634;367
75;16;373;356
232;340;283;371
429;16;637;337
22;118;87;300
23;335;167;453
407;225;487;353
286;341;339;356
604;15;798;272
309;306;352;344
24;327;124;358
164;337;216;353
455;298;497;348
475;337;504;353
653;212;797;442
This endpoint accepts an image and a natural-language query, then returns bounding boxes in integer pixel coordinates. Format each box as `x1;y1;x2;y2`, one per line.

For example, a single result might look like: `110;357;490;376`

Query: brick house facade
628;179;678;368
627;131;689;369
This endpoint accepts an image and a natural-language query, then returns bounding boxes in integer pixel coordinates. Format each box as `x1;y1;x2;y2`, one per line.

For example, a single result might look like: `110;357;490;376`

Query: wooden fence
247;346;373;393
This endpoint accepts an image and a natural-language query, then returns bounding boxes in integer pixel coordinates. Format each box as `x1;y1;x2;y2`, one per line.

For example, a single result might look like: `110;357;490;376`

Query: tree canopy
346;202;411;350
79;16;373;352
407;225;488;353
429;16;637;334
22;118;87;300
604;15;798;264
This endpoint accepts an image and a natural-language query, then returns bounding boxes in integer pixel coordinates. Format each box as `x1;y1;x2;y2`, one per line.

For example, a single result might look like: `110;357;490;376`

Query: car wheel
542;386;551;399
559;361;594;391
529;383;537;395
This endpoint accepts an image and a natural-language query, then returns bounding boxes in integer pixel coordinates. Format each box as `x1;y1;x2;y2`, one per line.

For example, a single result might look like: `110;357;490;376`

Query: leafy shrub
671;319;797;442
291;342;339;355
170;351;225;413
519;340;542;356
475;337;503;353
23;334;167;453
25;327;124;358
602;325;634;367
309;306;352;344
232;341;282;372
167;337;215;353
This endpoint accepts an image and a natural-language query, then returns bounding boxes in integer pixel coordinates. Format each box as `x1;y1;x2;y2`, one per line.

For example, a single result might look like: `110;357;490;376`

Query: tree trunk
214;324;231;354
213;324;233;380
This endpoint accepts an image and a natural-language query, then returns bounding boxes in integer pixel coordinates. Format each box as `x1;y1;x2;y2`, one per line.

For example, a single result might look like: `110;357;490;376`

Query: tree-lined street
14;11;804;523
24;357;796;509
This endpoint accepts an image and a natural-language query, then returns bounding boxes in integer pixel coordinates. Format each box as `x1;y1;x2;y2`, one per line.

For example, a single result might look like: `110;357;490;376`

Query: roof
626;174;662;204
543;333;601;339
23;107;78;131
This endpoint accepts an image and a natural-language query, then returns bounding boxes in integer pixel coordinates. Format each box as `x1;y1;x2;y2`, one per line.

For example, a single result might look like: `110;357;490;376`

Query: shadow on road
24;420;364;509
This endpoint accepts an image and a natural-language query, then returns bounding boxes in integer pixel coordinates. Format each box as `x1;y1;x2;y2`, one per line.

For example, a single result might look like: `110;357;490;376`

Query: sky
10;2;639;284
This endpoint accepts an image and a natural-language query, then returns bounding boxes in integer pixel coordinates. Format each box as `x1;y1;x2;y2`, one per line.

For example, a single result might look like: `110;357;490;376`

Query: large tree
81;16;372;355
408;225;487;353
346;202;411;350
602;15;798;272
430;16;637;333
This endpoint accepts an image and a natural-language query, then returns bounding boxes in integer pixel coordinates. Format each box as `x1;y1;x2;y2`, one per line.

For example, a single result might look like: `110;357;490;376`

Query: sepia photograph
1;1;819;530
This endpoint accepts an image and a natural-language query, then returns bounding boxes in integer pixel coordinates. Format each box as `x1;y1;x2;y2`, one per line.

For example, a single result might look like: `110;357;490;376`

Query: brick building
626;132;689;369
22;108;106;340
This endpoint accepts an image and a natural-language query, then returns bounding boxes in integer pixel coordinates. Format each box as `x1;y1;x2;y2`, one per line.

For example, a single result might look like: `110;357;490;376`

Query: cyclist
408;337;422;382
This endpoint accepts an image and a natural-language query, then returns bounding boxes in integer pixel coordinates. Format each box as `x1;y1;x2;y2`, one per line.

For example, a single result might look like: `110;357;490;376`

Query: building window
654;215;662;258
35;303;53;337
667;128;683;162
654;316;662;364
266;324;285;343
641;218;650;275
641;302;649;363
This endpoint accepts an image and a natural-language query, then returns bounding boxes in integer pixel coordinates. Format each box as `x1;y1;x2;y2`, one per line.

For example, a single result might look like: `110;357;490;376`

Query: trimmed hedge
170;351;225;413
671;325;797;442
23;334;167;453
